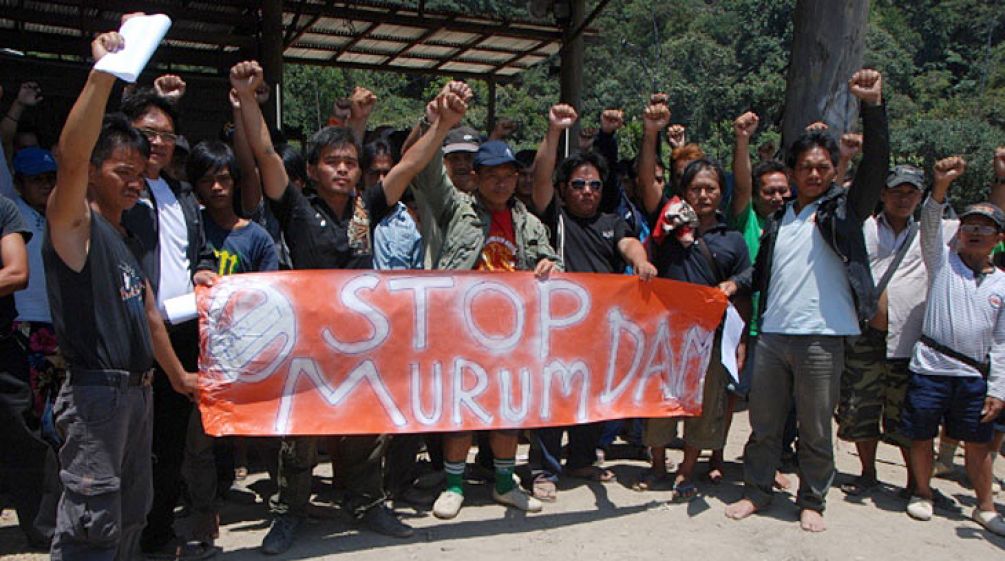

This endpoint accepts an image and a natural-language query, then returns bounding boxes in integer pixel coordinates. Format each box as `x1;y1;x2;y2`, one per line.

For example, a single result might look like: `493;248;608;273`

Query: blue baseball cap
474;140;517;169
13;147;57;176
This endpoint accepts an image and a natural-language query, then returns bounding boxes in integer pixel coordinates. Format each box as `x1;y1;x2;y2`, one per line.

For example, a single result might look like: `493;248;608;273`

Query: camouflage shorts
835;328;910;448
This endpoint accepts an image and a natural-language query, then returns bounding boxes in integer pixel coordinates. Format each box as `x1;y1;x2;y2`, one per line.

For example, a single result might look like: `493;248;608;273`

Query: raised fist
667;124;686;148
650;93;669;107
491;117;518;139
805;121;829;133
578;127;597;151
548;104;578;131
331;98;351;123
933;156;966;186
16;82;43;107
840;133;863;159
733;112;759;141
849;69;883;106
154;74;186;101
643;104;671;133
994;146;1005;179
92;30;125;63
350;87;377;121
229;60;264;96
600;109;624;134
440;81;474;103
437;92;468;129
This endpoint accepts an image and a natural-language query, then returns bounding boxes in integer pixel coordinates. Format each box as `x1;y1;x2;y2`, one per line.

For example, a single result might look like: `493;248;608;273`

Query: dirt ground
3;412;1004;561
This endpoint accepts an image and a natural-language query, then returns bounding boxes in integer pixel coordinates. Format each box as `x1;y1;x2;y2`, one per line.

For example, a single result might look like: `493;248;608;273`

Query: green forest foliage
282;0;1005;205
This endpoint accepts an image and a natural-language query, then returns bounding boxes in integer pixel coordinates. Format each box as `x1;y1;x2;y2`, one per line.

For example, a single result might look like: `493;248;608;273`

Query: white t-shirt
146;176;192;313
761;200;860;336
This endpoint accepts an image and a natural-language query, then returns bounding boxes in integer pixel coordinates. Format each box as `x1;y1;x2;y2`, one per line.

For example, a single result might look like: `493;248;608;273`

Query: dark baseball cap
474;140;518;169
960;202;1005;232
443;126;480;154
13;147;57;176
514;149;536;169
886;164;924;190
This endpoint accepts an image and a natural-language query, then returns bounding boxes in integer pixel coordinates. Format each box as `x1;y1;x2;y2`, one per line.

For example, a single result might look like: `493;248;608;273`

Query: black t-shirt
648;198;750;287
543;198;631;274
268;184;392;270
43;213;154;372
0;196;30;332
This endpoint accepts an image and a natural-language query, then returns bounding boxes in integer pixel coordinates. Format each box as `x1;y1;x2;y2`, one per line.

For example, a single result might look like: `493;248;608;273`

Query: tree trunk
781;0;870;152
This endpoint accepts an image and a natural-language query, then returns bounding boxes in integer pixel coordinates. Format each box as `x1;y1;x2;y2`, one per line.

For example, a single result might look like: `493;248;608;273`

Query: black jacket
122;174;208;296
735;103;890;325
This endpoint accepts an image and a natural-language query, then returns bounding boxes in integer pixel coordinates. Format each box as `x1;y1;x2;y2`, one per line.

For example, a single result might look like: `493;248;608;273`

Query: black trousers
140;321;198;552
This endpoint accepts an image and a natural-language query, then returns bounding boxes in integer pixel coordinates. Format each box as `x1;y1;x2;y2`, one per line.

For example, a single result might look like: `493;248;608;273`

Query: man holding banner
416;111;562;517
232;59;471;553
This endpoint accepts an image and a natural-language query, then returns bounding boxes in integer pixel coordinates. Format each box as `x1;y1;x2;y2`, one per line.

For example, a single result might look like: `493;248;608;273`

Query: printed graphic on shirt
478;209;517;271
119;262;146;325
347;196;372;256
215;248;240;276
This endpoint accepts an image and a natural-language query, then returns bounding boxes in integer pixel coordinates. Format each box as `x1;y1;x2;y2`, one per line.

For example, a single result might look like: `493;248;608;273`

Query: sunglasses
959;224;999;236
137;128;178;143
569;179;603;191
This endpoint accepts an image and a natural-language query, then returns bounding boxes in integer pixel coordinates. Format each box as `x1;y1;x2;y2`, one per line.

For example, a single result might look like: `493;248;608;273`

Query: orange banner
197;271;727;436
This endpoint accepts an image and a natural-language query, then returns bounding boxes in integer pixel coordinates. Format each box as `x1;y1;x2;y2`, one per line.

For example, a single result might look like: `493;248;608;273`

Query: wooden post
486;77;497;137
781;0;869;152
261;0;284;129
559;0;585;157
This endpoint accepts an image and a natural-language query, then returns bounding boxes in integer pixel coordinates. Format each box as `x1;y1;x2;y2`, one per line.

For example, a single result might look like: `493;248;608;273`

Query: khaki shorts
644;339;729;451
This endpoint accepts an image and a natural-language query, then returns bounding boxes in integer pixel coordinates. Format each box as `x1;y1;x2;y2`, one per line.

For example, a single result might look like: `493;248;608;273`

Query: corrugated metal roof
1;0;590;80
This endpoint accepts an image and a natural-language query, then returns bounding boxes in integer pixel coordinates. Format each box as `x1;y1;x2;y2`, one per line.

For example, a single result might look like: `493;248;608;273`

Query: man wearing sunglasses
525;103;655;502
119;86;213;559
898;156;1005;535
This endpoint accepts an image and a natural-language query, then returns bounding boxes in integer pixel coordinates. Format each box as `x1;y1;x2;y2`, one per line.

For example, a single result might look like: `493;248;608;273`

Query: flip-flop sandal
671;480;699;503
567;466;616;482
840;476;879;496
532;475;558;502
632;471;672;492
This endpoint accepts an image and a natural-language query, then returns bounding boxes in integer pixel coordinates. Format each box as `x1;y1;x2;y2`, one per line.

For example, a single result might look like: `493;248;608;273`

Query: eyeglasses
137;128;178;143
960;224;999;236
569;179;603;191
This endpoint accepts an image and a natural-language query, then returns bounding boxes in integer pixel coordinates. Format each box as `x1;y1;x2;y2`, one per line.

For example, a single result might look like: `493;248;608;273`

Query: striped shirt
910;198;1005;400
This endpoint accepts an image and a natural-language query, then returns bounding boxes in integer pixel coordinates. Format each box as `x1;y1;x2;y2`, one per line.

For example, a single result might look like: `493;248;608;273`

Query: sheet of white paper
93;14;172;83
163;292;197;325
720;303;745;384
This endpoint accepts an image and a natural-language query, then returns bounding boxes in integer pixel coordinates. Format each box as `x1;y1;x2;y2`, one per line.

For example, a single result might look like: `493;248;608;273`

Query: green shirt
730;202;767;335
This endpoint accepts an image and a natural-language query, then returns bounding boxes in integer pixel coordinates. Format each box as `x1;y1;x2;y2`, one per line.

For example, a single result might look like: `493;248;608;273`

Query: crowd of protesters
1;17;1005;560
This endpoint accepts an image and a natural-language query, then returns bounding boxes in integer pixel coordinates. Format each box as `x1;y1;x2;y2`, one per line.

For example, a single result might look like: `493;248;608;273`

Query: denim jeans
742;333;844;512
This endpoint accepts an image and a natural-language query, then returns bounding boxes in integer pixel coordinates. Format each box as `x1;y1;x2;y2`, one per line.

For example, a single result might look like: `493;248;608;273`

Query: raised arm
231;61;288;202
2;82;43;162
847;69;889;222
346;87;376;145
730;111;759;219
532;104;578;214
837;132;862;186
639;101;671;215
382;92;467;206
596;108;624;214
47;31;124;272
923;156;966;271
228;89;264;215
990;147;1005;211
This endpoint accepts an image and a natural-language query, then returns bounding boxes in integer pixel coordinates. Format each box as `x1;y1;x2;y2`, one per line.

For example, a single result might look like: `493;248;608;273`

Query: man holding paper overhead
43;15;199;561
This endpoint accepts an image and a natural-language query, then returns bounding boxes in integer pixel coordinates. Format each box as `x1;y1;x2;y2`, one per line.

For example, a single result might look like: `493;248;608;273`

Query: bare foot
725;499;758;520
799;509;826;532
773;471;790;490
